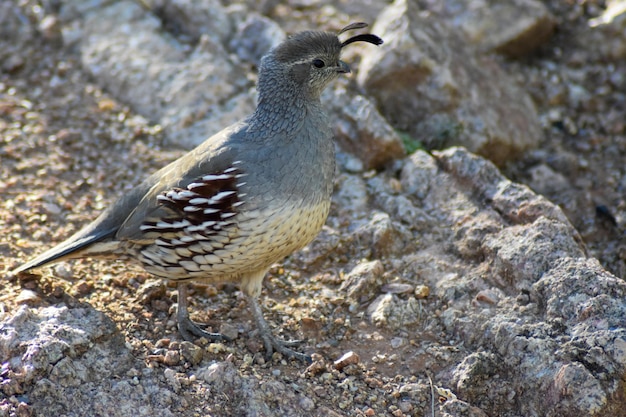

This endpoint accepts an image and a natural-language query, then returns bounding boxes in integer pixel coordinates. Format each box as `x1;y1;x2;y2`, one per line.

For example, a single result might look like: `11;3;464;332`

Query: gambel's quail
12;23;382;362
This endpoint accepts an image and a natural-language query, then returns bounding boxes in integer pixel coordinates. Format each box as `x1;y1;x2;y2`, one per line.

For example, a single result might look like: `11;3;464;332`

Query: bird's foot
177;316;231;342
176;282;231;343
258;330;312;364
246;293;312;364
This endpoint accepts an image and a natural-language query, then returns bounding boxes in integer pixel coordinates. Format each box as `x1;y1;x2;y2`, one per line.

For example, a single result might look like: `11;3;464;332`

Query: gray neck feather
249;56;321;137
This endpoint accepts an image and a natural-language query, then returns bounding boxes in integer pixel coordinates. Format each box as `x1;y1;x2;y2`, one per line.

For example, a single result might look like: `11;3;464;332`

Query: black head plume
339;22;383;48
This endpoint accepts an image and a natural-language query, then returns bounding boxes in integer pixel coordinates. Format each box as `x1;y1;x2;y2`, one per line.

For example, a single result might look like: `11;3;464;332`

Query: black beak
337;61;351;74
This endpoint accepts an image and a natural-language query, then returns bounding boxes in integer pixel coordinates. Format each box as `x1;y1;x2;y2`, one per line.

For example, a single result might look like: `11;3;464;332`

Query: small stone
305;359;326;377
367;294;394;327
390;337;405;349
339;260;384;303
137;281;166;304
298;395;315;411
179;341;203;365
15;289;41;306
381;283;414;294
399;401;413;413
74;281;93;295
163;368;181;392
414;285;430;299
207;343;227;354
230;14;285;65
163;350;180;366
219;323;239;340
328;89;405;170
54;263;73;279
204;285;218;297
333;351;360;371
473;289;500;305
16;402;32;417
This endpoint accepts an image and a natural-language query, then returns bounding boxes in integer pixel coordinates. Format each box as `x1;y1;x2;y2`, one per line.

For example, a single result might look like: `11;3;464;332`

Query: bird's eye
312;59;326;68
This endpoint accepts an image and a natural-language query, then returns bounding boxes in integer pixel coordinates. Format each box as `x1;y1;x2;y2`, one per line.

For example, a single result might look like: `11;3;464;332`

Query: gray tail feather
11;226;118;275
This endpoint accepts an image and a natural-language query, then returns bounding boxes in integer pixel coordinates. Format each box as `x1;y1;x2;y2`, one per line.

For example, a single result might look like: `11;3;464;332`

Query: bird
11;22;383;363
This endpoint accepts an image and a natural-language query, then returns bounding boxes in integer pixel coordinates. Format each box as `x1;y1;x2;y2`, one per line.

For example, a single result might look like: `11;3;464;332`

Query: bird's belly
135;199;330;282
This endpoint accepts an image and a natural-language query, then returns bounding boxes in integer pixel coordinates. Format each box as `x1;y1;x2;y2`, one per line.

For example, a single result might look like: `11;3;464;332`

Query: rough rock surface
2;1;626;417
432;0;556;57
357;0;543;165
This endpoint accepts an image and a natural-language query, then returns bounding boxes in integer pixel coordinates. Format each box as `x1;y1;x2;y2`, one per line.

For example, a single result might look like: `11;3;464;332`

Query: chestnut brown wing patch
139;163;246;236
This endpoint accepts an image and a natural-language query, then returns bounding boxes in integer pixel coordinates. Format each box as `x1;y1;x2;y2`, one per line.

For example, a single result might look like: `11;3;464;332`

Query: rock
418;148;626;416
0;2;36;73
79;1;252;148
196;361;239;386
367;294;421;329
526;163;592;228
333;173;370;218
434;0;556;57
333;351;360;370
0;2;36;44
484;215;585;288
367;293;393;326
325;87;405;170
355;211;410;258
140;0;233;44
339;260;384;303
381;282;413;295
399;150;438;200
0;305;181;417
15;290;41;306
137;280;167;304
229;14;285;65
358;0;543;165
179;341;203;365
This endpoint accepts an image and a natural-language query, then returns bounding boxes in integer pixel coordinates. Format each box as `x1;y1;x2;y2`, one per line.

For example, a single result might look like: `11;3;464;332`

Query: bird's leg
176;282;230;342
245;293;312;363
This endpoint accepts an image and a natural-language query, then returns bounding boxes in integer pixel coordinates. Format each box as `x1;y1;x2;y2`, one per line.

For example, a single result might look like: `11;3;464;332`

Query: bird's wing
12;122;246;274
115;140;243;243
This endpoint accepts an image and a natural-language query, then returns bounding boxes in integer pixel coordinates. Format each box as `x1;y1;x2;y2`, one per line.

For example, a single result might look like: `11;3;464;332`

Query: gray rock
483;216;586;289
229;14;285;65
78;1;252;148
355;211;410;258
339;260;384;303
399;150;438;200
358;0;543;165
325;87;406;170
434;0;556;57
0;2;36;71
367;293;422;329
333;173;370;218
141;0;233;43
0;304;178;417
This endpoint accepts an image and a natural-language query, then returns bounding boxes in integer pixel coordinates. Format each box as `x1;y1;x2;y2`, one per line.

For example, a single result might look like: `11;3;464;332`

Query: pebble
333;351;360;371
15;290;41;306
54;263;73;279
414;285;430;299
381;283;414;294
163;350;180;366
180;341;204;365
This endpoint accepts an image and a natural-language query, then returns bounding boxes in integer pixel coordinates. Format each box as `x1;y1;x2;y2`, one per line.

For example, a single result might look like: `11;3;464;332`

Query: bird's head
258;23;383;101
